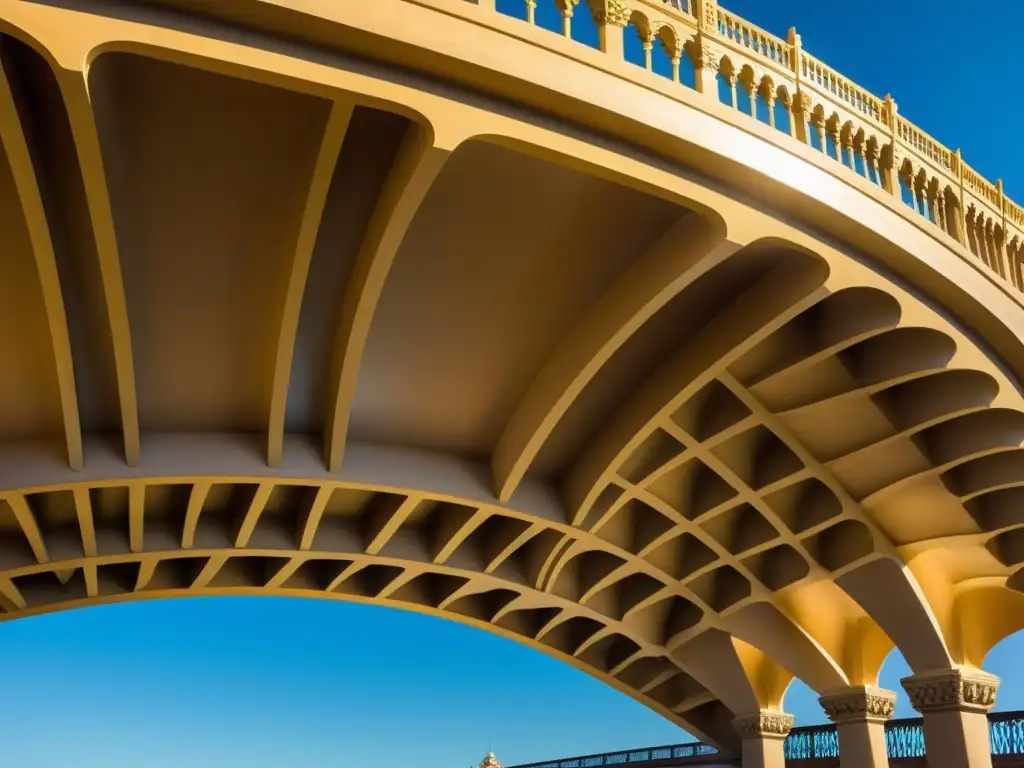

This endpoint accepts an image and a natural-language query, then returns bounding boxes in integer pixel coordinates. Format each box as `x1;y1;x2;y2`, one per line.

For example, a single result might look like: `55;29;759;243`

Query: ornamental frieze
819;686;897;724
732;711;795;740
590;0;631;27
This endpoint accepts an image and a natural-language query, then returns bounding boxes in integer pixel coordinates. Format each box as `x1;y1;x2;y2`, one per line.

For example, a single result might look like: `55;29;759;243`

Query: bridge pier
732;711;794;768
818;685;896;768
902;668;1000;768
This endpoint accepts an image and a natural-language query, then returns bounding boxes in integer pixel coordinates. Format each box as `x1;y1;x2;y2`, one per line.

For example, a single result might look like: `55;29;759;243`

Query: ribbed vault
0;0;1023;758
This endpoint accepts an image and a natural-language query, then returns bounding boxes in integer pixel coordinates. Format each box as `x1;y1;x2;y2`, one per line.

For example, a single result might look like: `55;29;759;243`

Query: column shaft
902;667;1000;768
732;711;793;768
819;686;896;768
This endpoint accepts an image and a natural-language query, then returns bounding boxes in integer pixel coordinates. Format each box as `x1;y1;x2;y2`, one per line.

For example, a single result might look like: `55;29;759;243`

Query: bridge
508;711;1024;767
0;1;1021;768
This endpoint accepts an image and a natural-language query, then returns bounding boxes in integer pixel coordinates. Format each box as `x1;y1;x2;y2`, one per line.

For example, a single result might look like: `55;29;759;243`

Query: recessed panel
0;136;63;441
90;53;331;431
350;139;683;455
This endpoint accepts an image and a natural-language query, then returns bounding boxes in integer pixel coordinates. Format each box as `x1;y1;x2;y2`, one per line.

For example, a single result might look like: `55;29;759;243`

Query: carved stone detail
591;0;631;27
819;686;897;724
691;42;719;72
901;669;1000;715
700;0;718;31
792;91;814;113
732;711;795;740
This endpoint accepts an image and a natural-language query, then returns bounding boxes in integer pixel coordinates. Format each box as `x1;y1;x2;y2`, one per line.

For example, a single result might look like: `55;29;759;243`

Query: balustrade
482;0;1022;304
506;711;1024;768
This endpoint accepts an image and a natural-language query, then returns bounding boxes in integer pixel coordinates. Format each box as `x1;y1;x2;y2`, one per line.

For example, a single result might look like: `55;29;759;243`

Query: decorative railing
507;741;720;768
991;711;1024;757
507;710;1024;766
480;0;1024;297
783;723;840;760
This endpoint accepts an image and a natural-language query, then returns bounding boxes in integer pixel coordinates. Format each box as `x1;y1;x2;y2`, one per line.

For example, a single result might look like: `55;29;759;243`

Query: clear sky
3;1;1022;767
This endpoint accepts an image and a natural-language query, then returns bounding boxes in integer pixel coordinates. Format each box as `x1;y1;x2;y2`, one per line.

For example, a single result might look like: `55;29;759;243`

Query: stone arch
627;7;654;43
774;83;791;107
0;466;741;751
4;6;1024;765
717;53;737;79
735;64;758;116
654;21;682;59
1007;235;1024;290
737;63;757;88
951;584;1024;668
839;120;855;156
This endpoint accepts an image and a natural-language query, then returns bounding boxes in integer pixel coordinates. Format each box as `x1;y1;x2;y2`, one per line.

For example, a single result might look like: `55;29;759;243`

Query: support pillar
902;668;1000;768
590;0;631;59
819;685;896;768
732;711;793;768
691;42;720;100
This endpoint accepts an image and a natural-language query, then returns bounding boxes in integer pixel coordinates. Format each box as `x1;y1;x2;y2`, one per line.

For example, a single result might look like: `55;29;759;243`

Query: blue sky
4;1;1022;767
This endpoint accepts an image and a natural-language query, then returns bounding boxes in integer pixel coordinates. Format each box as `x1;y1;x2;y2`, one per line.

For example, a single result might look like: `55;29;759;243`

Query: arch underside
0;0;1023;755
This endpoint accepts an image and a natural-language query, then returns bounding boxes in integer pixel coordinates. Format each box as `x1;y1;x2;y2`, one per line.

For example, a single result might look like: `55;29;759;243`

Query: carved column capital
791;91;814;114
690;42;720;72
819;685;897;724
732;711;794;741
901;668;1000;715
590;0;631;27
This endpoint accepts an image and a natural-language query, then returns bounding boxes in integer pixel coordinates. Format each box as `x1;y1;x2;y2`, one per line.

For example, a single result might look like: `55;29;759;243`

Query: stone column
691;43;720;101
732;711;793;768
791;92;811;144
819;685;896;768
902;667;1000;768
589;0;631;59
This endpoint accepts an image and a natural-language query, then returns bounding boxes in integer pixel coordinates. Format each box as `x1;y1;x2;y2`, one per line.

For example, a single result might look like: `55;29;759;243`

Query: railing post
881;93;901;198
950;149;968;244
787;26;801;78
996;178;1010;275
690;0;720;100
902;668;1000;768
693;0;719;33
589;0;631;60
819;686;896;768
791;91;811;145
786;29;813;145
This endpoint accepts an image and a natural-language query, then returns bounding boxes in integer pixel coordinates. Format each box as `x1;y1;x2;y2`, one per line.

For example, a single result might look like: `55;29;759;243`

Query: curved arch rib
491;212;736;502
323;124;451;473
57;68;140;465
0;45;82;470
567;256;830;526
267;101;354;466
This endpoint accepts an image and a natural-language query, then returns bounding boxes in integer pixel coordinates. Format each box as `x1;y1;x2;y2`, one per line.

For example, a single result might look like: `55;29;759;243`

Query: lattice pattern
0;0;1023;757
